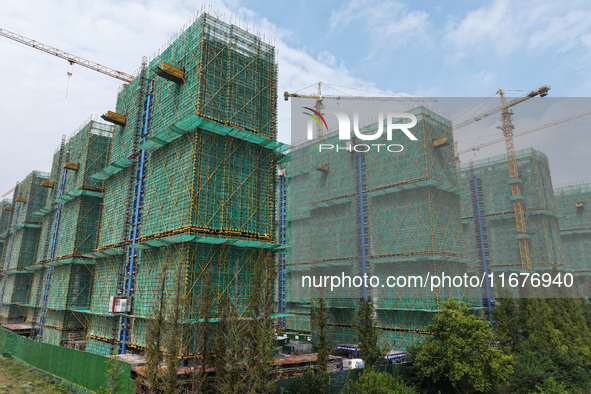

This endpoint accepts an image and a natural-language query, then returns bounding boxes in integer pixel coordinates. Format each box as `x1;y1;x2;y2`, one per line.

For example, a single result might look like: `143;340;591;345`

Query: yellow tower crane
457;108;591;155
0;27;134;83
284;82;436;138
0;27;137;197
452;86;551;162
498;86;550;271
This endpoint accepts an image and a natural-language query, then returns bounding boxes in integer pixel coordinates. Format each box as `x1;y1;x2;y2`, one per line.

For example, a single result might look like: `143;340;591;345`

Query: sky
0;0;590;196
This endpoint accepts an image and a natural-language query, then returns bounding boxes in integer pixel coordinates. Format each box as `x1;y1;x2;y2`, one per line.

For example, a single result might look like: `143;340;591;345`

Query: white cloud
446;0;591;56
330;0;429;47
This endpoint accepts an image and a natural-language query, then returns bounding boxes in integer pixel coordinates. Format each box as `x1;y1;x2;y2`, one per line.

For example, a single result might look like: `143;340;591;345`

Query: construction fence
0;328;133;393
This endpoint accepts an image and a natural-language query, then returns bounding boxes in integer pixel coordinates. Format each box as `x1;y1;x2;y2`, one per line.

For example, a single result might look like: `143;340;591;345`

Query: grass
0;356;70;393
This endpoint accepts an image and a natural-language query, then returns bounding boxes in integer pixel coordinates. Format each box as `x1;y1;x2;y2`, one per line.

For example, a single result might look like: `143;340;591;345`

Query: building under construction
0;12;589;365
0;12;283;357
283;105;471;351
459;148;565;273
554;182;591;290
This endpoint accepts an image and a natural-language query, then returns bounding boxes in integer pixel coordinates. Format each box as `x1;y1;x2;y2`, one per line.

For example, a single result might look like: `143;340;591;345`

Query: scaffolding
469;164;493;324
459;148;564;272
0;200;10;276
25;121;112;342
0;171;48;324
83;12;280;356
285;105;470;352
554;182;591;291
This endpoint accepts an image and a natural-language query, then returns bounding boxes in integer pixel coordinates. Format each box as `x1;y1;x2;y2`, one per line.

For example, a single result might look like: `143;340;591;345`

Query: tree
312;298;330;392
98;357;126;394
343;368;415;394
492;298;523;353
193;271;214;393
214;296;248;393
509;349;590;393
545;298;591;364
414;299;513;393
508;350;555;393
292;298;331;394
163;259;183;394
356;300;382;368
141;265;168;393
519;298;566;354
290;369;330;394
245;251;277;393
493;295;591;364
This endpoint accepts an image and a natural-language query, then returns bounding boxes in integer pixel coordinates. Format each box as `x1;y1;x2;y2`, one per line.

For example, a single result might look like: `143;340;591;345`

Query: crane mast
0;27;134;83
498;88;547;271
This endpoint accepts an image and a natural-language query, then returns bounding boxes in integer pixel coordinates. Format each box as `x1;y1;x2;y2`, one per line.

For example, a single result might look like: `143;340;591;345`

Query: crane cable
65;61;73;98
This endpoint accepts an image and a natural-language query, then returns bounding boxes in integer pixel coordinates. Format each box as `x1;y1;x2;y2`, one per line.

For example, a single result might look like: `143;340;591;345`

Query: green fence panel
0;328;133;393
